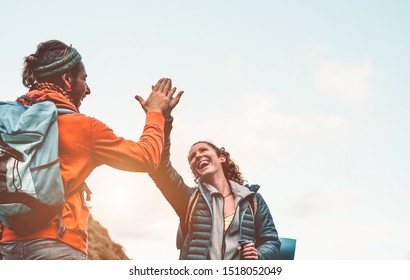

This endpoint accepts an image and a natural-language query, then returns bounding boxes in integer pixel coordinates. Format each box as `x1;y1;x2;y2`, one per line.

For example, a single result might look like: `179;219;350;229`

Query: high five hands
135;78;184;118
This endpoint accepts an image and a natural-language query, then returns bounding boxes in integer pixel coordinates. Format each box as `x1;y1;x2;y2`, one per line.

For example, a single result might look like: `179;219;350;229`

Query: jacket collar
199;180;255;200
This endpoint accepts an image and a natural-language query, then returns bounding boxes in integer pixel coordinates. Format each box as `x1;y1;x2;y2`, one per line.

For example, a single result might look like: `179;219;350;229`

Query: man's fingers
158;78;169;92
135;95;144;103
168;79;172;92
163;78;172;94
153;78;176;95
134;95;147;112
153;78;165;91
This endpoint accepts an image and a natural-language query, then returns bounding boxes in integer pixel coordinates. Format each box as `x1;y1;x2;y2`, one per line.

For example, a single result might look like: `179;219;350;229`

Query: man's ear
61;72;72;91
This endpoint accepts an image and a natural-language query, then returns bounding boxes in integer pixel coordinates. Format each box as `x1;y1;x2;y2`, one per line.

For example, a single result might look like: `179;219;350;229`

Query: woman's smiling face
188;142;226;183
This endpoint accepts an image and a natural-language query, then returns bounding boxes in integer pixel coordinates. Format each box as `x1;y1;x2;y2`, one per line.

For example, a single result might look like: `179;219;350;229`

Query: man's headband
33;47;82;78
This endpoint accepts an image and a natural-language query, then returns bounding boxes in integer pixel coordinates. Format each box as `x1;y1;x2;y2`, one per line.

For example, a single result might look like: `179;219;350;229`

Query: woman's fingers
241;242;259;260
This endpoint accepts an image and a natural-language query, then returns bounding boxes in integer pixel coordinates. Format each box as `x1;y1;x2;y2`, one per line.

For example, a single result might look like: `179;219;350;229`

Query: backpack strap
83;182;92;202
18;95;76;115
177;188;199;249
243;183;259;218
57;108;76;115
184;189;200;232
248;195;258;218
0;137;22;160
64;182;92;201
55;103;79;239
18;95;40;104
0;221;3;240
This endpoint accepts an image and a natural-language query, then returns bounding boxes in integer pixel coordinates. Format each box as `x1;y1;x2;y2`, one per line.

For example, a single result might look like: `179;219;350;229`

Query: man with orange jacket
0;40;183;259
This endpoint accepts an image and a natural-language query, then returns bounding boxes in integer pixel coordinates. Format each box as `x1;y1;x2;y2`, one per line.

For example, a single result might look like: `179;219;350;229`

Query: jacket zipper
221;196;227;259
222;196;254;259
221;196;237;259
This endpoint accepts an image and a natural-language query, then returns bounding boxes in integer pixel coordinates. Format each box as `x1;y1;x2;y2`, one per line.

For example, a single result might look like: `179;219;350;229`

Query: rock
87;215;130;260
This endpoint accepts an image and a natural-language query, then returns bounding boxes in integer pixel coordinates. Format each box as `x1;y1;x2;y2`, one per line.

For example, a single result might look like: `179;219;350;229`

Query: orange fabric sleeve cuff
145;111;165;128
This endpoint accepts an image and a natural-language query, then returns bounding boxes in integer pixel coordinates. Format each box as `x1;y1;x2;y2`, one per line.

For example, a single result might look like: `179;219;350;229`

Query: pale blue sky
1;0;409;260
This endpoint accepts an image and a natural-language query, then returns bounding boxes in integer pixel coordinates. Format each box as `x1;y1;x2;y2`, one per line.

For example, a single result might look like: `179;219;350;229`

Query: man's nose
86;84;91;95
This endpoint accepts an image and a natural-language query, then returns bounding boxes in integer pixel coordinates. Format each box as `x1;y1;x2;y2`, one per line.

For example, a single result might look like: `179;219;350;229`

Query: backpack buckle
57;224;67;240
0;149;9;192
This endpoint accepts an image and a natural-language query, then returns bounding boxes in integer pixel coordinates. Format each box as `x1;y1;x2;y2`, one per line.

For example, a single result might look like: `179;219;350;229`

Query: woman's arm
254;193;281;260
149;118;193;218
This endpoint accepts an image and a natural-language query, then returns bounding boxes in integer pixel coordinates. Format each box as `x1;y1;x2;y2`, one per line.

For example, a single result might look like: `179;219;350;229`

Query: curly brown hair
190;141;244;185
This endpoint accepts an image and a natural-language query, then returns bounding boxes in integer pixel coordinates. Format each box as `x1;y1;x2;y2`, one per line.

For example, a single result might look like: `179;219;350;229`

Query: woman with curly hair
148;105;281;259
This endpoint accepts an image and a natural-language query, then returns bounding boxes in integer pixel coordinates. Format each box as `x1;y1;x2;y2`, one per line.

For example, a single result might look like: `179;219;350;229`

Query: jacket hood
245;183;260;193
